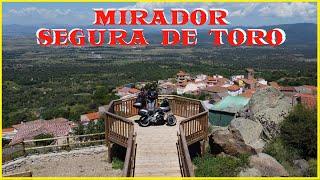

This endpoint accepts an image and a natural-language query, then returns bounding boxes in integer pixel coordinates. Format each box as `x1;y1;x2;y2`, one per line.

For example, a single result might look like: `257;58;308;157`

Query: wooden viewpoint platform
105;95;209;177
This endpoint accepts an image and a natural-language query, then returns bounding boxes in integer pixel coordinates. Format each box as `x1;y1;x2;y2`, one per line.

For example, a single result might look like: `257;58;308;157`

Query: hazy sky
3;2;317;26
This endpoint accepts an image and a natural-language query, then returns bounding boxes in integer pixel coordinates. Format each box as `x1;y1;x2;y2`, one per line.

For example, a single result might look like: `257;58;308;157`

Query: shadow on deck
103;95;209;177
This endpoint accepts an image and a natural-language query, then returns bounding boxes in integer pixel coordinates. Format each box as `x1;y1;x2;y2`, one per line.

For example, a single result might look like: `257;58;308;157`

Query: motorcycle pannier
138;109;148;116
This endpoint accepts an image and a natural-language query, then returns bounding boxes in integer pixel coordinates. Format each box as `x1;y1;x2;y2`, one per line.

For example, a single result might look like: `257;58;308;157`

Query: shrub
34;133;54;146
264;138;299;164
280;104;317;159
193;154;249;177
112;157;124;170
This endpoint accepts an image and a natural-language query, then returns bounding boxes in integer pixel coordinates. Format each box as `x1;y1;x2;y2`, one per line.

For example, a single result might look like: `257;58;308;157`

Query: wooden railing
158;95;203;118
23;132;105;151
3;133;105;163
105;100;135;148
104;99;136;176
180;111;208;145
122;132;137;177
112;97;139;118
105;95;208;177
177;126;194;177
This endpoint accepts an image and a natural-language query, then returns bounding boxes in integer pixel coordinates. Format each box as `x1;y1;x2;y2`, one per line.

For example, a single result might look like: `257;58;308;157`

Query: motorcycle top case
133;102;143;108
138;109;149;116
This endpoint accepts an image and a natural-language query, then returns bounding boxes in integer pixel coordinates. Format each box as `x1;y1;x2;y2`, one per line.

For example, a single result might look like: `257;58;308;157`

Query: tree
86;121;96;134
74;123;85;135
96;119;105;133
280;104;317;159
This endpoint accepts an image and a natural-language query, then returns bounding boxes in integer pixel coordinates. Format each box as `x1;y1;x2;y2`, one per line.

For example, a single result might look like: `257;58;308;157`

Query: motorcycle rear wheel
139;116;150;127
167;115;177;126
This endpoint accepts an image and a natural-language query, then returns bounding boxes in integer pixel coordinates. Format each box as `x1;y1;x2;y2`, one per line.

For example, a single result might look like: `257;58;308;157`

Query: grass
112;157;124;170
193;153;249;177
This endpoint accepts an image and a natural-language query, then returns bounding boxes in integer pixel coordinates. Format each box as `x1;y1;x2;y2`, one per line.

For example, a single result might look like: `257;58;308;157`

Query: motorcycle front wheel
139;116;150;127
167;115;177;126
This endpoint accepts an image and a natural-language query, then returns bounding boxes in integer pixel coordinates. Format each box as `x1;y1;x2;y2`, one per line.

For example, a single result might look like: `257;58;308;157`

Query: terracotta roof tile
2;128;14;133
294;93;317;109
84;112;100;121
204;86;228;93
269;82;280;89
9;118;72;146
228;85;240;91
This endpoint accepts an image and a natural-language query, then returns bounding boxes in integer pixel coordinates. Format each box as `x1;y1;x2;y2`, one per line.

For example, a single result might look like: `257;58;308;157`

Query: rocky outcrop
209;128;256;156
239;167;262;177
248;153;289;177
246;87;292;140
210;117;265;155
229;118;265;152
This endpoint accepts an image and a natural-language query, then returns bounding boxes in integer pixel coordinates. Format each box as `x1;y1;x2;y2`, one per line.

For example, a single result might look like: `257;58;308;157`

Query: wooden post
107;142;113;163
66;136;70;150
105;114;111;162
200;140;205;156
21;141;26;157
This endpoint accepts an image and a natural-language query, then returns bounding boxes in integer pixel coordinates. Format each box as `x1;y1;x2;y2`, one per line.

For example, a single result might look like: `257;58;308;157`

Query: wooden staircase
130;116;182;177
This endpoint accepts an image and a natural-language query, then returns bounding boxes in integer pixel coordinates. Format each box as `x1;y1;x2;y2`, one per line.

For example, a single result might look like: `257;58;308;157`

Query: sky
2;2;317;27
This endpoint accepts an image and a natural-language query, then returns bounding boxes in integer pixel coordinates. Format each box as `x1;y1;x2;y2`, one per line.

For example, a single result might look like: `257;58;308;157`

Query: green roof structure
211;95;249;113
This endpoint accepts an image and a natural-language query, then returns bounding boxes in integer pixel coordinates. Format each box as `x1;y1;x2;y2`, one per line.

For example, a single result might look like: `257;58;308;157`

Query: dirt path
2;145;122;177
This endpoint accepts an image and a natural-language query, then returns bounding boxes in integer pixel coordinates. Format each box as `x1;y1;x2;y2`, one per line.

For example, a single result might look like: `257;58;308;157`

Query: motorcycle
134;98;177;127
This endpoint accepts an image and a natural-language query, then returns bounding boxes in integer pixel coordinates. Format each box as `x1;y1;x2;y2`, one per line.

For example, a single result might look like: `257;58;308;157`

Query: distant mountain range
3;23;316;47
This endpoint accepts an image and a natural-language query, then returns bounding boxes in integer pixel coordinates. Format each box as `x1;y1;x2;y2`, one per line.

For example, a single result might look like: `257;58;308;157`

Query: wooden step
128;115;184;177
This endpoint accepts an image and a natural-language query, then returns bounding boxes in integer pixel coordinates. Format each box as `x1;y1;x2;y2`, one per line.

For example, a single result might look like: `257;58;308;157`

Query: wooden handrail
23;132;105;143
122;131;137;177
177;125;194;177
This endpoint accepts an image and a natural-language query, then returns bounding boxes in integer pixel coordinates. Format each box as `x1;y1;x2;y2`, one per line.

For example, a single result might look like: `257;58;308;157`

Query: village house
269;81;280;90
292;93;317;109
294;85;317;95
257;78;268;86
158;81;176;95
280;86;297;97
177;81;206;95
206;76;218;87
227;84;242;96
9;118;75;146
194;74;207;83
242;78;257;89
176;71;190;87
80;112;101;125
115;86;140;99
2;128;17;140
202;86;228;103
240;89;256;99
231;75;245;82
233;79;245;88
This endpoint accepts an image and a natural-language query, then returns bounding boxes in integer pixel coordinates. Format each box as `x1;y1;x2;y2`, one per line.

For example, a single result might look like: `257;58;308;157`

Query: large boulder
247;87;292;140
209;128;256;156
229;118;265;153
249;153;289;176
293;159;309;176
239;167;262;177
